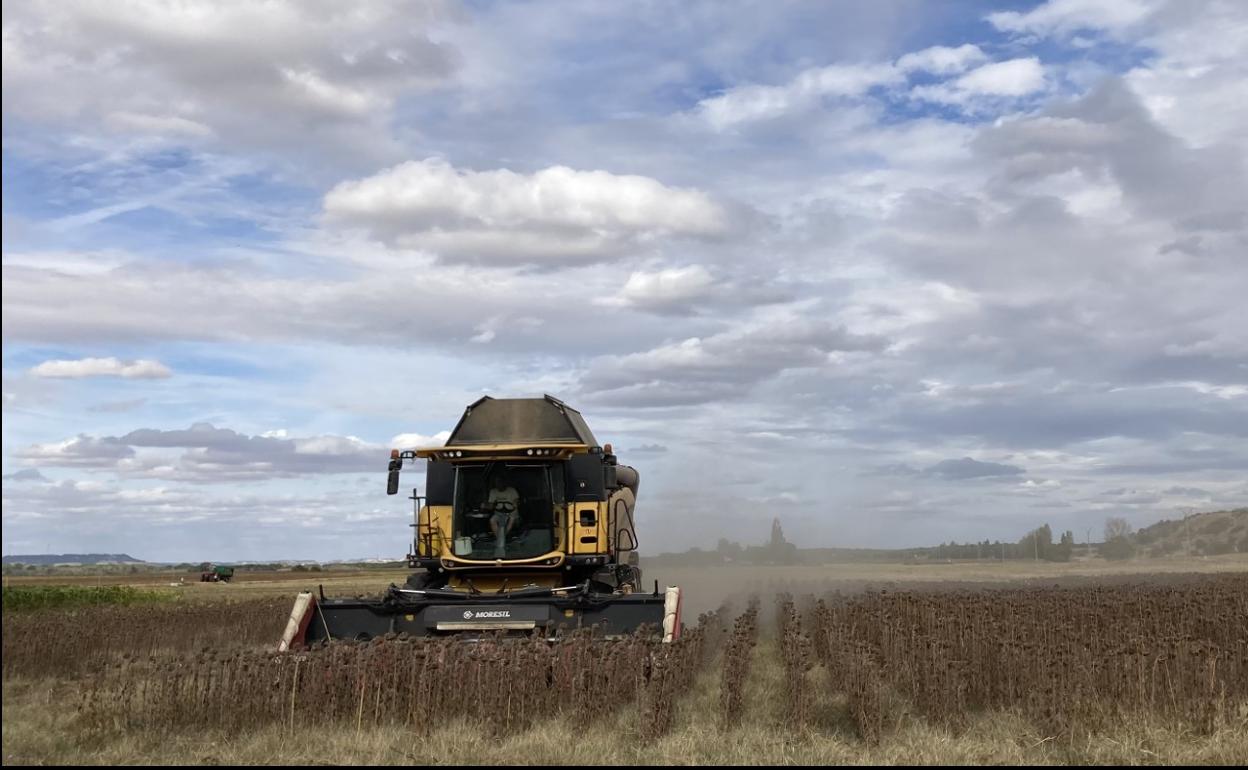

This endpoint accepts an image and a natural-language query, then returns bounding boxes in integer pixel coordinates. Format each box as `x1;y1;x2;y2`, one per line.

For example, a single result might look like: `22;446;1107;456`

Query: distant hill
1134;508;1248;557
2;554;144;566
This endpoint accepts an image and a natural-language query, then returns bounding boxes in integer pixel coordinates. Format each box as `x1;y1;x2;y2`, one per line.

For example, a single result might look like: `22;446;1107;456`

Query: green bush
1100;538;1135;561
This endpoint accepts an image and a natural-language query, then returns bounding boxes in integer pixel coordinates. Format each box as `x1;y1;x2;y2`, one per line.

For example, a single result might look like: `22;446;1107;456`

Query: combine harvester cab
280;395;681;649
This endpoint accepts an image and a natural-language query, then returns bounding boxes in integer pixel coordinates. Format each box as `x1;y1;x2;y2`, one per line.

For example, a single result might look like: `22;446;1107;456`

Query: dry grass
5;643;1245;765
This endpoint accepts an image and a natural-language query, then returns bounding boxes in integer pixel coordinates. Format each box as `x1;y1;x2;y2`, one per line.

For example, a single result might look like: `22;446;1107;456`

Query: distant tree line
645;510;1246;566
932;524;1077;562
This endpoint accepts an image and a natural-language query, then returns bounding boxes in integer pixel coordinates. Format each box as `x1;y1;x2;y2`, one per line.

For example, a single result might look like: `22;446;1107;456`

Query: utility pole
1086;527;1093;559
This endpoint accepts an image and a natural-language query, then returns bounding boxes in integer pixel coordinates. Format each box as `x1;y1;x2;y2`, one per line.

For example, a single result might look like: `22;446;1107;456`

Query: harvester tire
405;572;445;590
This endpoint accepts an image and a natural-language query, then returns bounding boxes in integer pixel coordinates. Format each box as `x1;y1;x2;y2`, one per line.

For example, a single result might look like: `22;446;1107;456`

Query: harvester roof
444;395;598;447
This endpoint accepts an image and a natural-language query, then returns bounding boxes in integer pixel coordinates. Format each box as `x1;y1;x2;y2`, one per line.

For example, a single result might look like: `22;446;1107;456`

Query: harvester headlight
527;449;534;456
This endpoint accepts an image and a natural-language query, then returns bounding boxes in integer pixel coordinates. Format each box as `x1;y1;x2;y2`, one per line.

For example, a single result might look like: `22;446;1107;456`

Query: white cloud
957;58;1048;96
696;45;989;130
987;0;1155;37
1123;1;1248;151
698;63;902;129
293;435;374;455
605;265;717;311
390;431;451;449
911;58;1048;106
896;44;988;76
323;159;729;264
1020;478;1062;489
1;0;459;167
30;357;172;379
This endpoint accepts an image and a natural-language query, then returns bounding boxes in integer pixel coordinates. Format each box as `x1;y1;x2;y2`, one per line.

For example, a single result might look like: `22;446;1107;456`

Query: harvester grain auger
279;395;681;649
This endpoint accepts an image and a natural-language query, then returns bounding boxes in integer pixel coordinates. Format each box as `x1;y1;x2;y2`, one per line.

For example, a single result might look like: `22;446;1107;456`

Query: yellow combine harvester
280;395;681;647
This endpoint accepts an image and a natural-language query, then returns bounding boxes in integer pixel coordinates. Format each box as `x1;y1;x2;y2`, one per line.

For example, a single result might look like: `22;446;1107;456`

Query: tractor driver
484;475;520;557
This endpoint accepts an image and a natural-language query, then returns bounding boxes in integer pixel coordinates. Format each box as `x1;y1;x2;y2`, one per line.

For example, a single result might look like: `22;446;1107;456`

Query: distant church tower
770;517;786;549
768;517;797;565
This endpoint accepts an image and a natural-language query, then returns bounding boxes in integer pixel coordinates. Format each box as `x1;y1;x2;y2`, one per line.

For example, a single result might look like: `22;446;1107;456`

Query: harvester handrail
393;583;587;598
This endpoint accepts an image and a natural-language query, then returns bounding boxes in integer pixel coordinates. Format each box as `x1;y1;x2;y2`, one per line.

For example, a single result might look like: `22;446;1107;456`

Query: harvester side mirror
386;458;401;496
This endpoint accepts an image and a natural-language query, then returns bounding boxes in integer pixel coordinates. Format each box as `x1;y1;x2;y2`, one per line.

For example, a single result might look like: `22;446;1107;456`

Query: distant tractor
200;565;234;583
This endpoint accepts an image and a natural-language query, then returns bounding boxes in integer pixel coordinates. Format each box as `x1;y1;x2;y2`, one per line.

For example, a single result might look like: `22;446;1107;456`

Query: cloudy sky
3;0;1246;562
